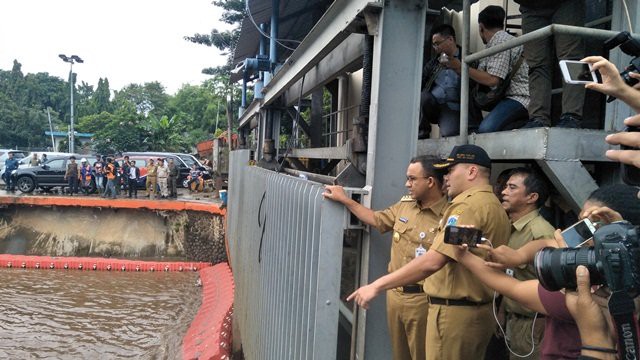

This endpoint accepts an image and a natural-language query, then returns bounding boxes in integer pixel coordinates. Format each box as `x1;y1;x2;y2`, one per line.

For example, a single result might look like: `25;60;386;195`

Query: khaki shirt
504;209;555;316
424;185;511;303
374;195;449;277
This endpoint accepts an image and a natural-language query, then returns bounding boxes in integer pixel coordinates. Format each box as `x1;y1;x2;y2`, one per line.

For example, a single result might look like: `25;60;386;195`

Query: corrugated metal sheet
227;150;344;359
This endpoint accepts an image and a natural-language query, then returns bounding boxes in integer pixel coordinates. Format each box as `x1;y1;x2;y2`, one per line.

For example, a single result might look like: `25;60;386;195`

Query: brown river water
0;268;201;359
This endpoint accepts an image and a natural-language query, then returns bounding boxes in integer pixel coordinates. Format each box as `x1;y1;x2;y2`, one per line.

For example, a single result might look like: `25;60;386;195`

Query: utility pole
59;54;83;153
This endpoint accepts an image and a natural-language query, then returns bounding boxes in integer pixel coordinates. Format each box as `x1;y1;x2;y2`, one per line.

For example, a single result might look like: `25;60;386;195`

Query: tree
184;0;245;76
93;78;112;113
113;82;169;116
142;115;188;152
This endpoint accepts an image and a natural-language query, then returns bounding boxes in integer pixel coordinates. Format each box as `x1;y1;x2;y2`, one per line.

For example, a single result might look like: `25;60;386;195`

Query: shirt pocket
392;222;411;244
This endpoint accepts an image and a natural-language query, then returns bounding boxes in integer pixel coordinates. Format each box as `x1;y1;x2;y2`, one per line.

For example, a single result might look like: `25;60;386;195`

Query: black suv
11;155;96;193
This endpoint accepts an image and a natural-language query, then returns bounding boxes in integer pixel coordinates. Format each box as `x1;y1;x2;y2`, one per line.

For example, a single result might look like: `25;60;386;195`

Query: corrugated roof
233;0;333;67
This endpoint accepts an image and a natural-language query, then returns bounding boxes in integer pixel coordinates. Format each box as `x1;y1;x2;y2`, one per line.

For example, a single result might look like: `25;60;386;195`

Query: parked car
11;155;97;193
122;152;210;188
19;152;71;168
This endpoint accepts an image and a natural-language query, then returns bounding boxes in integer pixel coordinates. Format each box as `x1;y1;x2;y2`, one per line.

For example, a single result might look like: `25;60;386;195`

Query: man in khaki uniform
500;167;555;359
347;144;511;360
324;156;447;360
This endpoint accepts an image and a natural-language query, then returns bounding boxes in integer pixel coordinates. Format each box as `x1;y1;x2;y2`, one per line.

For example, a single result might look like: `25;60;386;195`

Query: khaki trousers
146;176;157;199
386;289;428;360
426;302;495;360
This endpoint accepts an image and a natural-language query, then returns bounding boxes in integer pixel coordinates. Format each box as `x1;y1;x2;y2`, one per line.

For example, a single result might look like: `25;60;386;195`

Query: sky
0;0;232;95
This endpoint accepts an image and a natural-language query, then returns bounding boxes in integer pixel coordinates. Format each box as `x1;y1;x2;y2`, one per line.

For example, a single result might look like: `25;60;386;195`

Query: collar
486;30;507;48
414;195;448;215
511;208;541;232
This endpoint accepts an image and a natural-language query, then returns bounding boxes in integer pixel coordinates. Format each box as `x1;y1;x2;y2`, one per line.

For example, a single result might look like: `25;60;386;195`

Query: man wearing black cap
347;144;511;360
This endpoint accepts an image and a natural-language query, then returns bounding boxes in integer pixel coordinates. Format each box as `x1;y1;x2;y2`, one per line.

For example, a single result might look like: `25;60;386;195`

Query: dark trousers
168;176;177;197
67;176;78;194
128;178;138;198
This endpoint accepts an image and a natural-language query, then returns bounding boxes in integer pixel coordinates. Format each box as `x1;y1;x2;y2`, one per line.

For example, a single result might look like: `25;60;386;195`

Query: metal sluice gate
228;150;345;359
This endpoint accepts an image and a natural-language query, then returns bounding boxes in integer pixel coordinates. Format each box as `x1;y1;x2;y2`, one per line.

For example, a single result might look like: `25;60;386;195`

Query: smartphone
444;226;483;247
559;60;598;84
622;126;640;186
562;219;597;248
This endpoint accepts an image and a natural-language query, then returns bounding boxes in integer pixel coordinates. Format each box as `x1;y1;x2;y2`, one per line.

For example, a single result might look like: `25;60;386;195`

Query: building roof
232;0;333;80
45;131;93;138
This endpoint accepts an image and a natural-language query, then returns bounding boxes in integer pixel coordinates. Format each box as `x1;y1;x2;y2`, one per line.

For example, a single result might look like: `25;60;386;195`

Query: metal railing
458;0;640;137
227;150;345;359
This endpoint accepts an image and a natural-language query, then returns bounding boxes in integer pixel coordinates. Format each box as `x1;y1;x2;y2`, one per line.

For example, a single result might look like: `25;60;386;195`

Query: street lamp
59;54;83;153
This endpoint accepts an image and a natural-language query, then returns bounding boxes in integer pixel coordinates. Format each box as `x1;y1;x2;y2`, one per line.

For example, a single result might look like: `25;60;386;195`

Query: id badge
415;244;427;258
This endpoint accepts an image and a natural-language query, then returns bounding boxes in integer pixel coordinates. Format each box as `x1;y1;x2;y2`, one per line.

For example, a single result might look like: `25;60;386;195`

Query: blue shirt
4;157;19;172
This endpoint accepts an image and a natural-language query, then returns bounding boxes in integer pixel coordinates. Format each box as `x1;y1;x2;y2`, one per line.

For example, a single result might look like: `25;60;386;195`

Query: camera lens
534;247;603;291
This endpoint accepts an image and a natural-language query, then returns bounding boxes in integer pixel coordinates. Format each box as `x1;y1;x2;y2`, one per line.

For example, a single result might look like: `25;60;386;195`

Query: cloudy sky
0;0;231;95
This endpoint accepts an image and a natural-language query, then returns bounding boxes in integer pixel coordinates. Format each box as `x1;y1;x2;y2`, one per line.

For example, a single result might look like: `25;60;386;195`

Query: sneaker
556;113;582;128
520;117;549;129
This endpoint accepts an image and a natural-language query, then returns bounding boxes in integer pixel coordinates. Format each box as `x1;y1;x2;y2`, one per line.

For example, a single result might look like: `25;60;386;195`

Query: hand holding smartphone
561;218;596;248
560;60;599;84
444;226;483;247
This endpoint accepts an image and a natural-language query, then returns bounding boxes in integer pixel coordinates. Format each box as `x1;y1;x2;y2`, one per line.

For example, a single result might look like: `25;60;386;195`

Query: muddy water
0;269;201;359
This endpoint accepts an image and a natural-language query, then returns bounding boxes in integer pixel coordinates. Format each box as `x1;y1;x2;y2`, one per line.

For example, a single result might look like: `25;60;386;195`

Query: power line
244;0;301;52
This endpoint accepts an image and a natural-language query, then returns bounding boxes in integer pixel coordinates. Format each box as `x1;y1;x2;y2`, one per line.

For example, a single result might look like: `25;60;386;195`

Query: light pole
59;54;83;153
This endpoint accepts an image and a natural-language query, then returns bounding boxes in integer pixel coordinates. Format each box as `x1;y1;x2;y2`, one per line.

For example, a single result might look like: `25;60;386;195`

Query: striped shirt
479;30;530;108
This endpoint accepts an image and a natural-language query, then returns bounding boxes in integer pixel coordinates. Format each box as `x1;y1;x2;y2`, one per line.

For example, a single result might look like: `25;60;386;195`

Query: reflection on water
0;269;201;359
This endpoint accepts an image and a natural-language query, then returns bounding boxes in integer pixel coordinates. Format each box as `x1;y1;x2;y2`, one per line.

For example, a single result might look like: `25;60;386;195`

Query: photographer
564;266;617;360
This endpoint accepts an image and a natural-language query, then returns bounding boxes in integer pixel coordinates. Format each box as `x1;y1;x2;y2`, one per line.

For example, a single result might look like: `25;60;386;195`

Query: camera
534;221;640;296
604;31;640;88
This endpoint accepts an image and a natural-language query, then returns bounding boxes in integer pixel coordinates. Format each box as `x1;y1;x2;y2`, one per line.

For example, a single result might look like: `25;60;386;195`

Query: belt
400;284;423;294
428;296;489;306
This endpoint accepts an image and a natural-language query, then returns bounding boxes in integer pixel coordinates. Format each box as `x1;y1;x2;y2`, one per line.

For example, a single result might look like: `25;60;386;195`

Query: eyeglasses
406;176;432;184
432;37;451;48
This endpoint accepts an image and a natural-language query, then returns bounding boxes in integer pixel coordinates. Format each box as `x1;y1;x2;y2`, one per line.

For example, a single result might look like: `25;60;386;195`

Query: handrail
465;24;639;64
458;3;640;140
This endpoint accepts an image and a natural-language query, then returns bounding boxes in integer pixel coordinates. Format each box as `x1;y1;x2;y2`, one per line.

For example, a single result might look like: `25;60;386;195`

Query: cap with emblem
434;144;491;169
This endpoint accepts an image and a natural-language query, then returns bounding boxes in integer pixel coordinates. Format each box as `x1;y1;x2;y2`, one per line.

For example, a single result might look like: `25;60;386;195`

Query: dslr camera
604;31;640;88
534;221;640;296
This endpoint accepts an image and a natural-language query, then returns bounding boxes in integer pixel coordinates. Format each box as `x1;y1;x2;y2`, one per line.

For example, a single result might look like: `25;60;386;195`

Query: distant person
79;158;93;195
102;158;117;199
93;156;105;193
4;152;19;192
187;164;202;192
64;156;79;195
146;159;158;199
121;156;131;194
41;153;48;163
128;160;140;199
168;158;178;198
30;153;40;166
157;158;169;199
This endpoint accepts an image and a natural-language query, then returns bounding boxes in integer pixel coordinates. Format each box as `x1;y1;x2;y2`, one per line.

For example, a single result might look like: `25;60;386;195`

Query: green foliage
184;0;244;76
1;51;235;152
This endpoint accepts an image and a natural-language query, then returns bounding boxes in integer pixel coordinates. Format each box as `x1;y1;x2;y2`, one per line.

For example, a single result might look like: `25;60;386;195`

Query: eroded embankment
0;206;226;263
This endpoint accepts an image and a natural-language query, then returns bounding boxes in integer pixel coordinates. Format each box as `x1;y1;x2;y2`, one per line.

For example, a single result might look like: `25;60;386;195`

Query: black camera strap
608;290;640;359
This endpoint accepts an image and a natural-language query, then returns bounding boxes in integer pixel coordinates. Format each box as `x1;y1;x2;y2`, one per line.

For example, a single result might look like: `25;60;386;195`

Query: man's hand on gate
346;284;382;310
